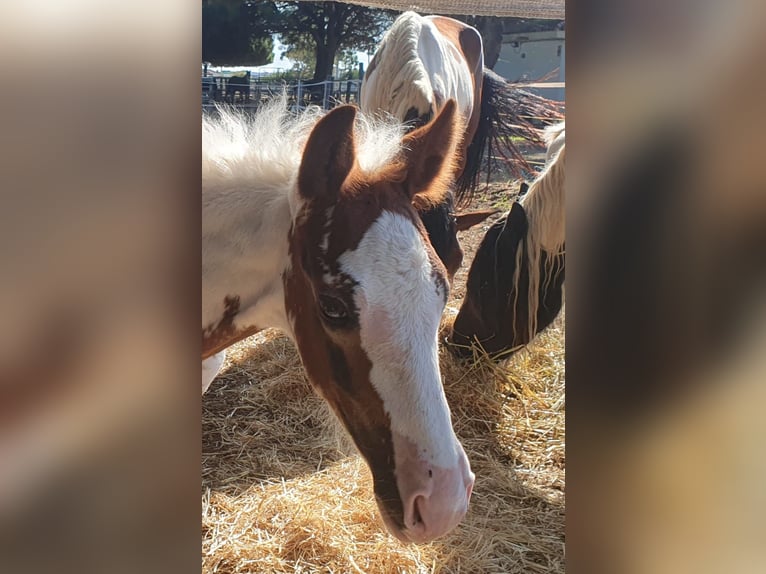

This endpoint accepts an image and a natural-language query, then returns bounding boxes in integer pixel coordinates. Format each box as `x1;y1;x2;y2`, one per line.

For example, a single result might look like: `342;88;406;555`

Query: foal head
283;100;474;543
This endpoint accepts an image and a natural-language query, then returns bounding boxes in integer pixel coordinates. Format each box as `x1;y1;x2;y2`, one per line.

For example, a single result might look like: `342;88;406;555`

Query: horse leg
202;350;226;394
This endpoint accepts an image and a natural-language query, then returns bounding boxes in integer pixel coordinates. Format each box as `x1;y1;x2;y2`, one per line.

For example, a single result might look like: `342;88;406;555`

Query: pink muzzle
389;431;475;543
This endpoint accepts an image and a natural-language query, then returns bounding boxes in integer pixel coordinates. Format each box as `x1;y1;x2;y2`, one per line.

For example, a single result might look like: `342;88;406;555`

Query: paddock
202;182;565;573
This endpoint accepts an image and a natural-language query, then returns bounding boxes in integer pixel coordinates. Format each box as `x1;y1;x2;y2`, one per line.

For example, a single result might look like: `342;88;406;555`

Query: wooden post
296;80;303;110
323;77;331;109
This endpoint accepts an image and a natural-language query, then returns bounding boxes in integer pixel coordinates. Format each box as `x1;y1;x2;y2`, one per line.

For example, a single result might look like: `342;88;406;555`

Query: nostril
412;495;425;528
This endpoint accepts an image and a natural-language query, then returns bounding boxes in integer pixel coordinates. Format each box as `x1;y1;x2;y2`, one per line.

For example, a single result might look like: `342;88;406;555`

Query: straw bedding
202;182;565;573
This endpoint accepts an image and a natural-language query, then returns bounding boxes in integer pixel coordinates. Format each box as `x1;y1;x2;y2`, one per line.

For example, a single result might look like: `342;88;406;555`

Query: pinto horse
202;98;474;543
361;11;560;280
449;123;566;359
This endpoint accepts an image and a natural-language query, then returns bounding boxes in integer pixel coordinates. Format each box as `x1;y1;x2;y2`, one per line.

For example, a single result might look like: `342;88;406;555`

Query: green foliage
280;35;315;78
203;1;393;80
336;49;361;79
258;1;394;81
202;0;275;66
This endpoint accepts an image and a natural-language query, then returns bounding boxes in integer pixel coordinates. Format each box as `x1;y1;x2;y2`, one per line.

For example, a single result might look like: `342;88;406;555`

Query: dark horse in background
361;11;563;280
225;71;251;104
449;124;565;359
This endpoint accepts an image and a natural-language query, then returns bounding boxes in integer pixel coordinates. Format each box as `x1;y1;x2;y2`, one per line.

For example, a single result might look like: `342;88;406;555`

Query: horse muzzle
380;430;474;544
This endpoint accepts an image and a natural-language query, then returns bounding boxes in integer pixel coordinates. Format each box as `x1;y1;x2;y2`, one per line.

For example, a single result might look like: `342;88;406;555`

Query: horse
449;123;566;359
225;71;250;103
360;11;561;280
202;97;474;544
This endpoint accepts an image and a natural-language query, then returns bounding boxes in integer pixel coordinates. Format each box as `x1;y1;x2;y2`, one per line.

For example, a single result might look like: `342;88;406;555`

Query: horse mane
203;97;321;198
361;12;434;128
521;140;565;252
543;121;565;147
543;121;566;162
513;138;566;342
202;96;405;204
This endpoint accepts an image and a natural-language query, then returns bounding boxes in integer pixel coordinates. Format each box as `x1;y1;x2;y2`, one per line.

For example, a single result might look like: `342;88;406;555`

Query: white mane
202;96;405;206
361;11;476;143
514;132;566;342
543;121;565;162
203;98;321;202
521;133;565;253
361;12;433;122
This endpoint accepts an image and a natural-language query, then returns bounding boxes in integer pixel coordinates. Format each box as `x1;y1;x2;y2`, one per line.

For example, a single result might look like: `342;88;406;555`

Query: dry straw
202;302;564;573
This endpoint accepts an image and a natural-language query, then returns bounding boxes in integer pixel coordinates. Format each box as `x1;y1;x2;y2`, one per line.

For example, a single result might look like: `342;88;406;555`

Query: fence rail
202;75;363;112
201;74;565;113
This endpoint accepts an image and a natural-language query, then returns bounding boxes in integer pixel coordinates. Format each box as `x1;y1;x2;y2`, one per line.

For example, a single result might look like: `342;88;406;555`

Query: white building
493;29;565;102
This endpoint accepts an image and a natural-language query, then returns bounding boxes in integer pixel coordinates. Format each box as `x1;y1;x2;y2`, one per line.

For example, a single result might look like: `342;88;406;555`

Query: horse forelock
361;12;434;124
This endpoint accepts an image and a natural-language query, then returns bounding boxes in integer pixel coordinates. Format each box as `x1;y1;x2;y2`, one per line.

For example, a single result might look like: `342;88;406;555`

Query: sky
206;36;371;75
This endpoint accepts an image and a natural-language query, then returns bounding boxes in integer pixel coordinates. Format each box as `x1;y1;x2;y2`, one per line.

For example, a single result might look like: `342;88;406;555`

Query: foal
202;99;474;543
450;124;566;358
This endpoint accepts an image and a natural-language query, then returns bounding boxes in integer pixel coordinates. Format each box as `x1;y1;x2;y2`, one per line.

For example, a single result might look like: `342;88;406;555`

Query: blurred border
567;0;766;572
2;1;765;572
0;2;201;573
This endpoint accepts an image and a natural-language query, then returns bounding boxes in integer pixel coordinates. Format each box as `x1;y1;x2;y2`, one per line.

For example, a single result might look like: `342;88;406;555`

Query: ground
202;177;565;573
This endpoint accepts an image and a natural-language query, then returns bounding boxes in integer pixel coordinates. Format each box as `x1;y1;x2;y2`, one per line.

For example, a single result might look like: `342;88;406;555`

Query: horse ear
400;99;460;206
298;106;357;201
455;209;500;231
518;181;530;197
499;202;529;249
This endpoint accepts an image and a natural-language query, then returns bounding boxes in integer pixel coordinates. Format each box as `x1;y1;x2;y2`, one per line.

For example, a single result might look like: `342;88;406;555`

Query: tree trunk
313;44;335;82
311;1;342;83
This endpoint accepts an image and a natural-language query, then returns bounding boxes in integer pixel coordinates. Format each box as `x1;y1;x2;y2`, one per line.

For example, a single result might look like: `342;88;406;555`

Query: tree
264;2;394;83
280;34;316;78
336;49;361;79
202;0;275;66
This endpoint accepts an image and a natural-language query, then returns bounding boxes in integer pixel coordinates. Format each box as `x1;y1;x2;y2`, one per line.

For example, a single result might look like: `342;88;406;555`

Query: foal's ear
298;106;357;200
499;202;529;249
455;208;500;231
400;99;460;206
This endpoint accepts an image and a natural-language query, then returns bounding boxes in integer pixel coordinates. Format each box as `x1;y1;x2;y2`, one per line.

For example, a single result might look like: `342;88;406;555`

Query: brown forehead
295;173;414;258
292;170;450;294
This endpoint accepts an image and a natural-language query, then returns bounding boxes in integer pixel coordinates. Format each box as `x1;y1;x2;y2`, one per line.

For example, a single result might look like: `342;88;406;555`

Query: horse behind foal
449;124;566;358
202;98;474;543
361;11;559;280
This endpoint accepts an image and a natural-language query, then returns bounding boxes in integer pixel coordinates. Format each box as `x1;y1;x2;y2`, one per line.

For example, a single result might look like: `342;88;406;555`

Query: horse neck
202;181;295;337
520;146;565;253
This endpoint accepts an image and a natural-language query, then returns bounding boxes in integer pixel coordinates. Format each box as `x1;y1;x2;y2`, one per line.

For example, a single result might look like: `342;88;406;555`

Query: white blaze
337;211;458;468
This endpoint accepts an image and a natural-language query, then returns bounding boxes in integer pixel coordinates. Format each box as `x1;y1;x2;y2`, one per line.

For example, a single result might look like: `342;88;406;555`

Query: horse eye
318;294;350;323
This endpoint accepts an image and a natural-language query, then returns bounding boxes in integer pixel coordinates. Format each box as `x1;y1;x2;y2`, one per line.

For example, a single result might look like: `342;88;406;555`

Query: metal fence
202;75;363;112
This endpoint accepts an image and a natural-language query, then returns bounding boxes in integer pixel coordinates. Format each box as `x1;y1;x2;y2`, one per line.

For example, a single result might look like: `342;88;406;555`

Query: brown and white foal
202;98;474;543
